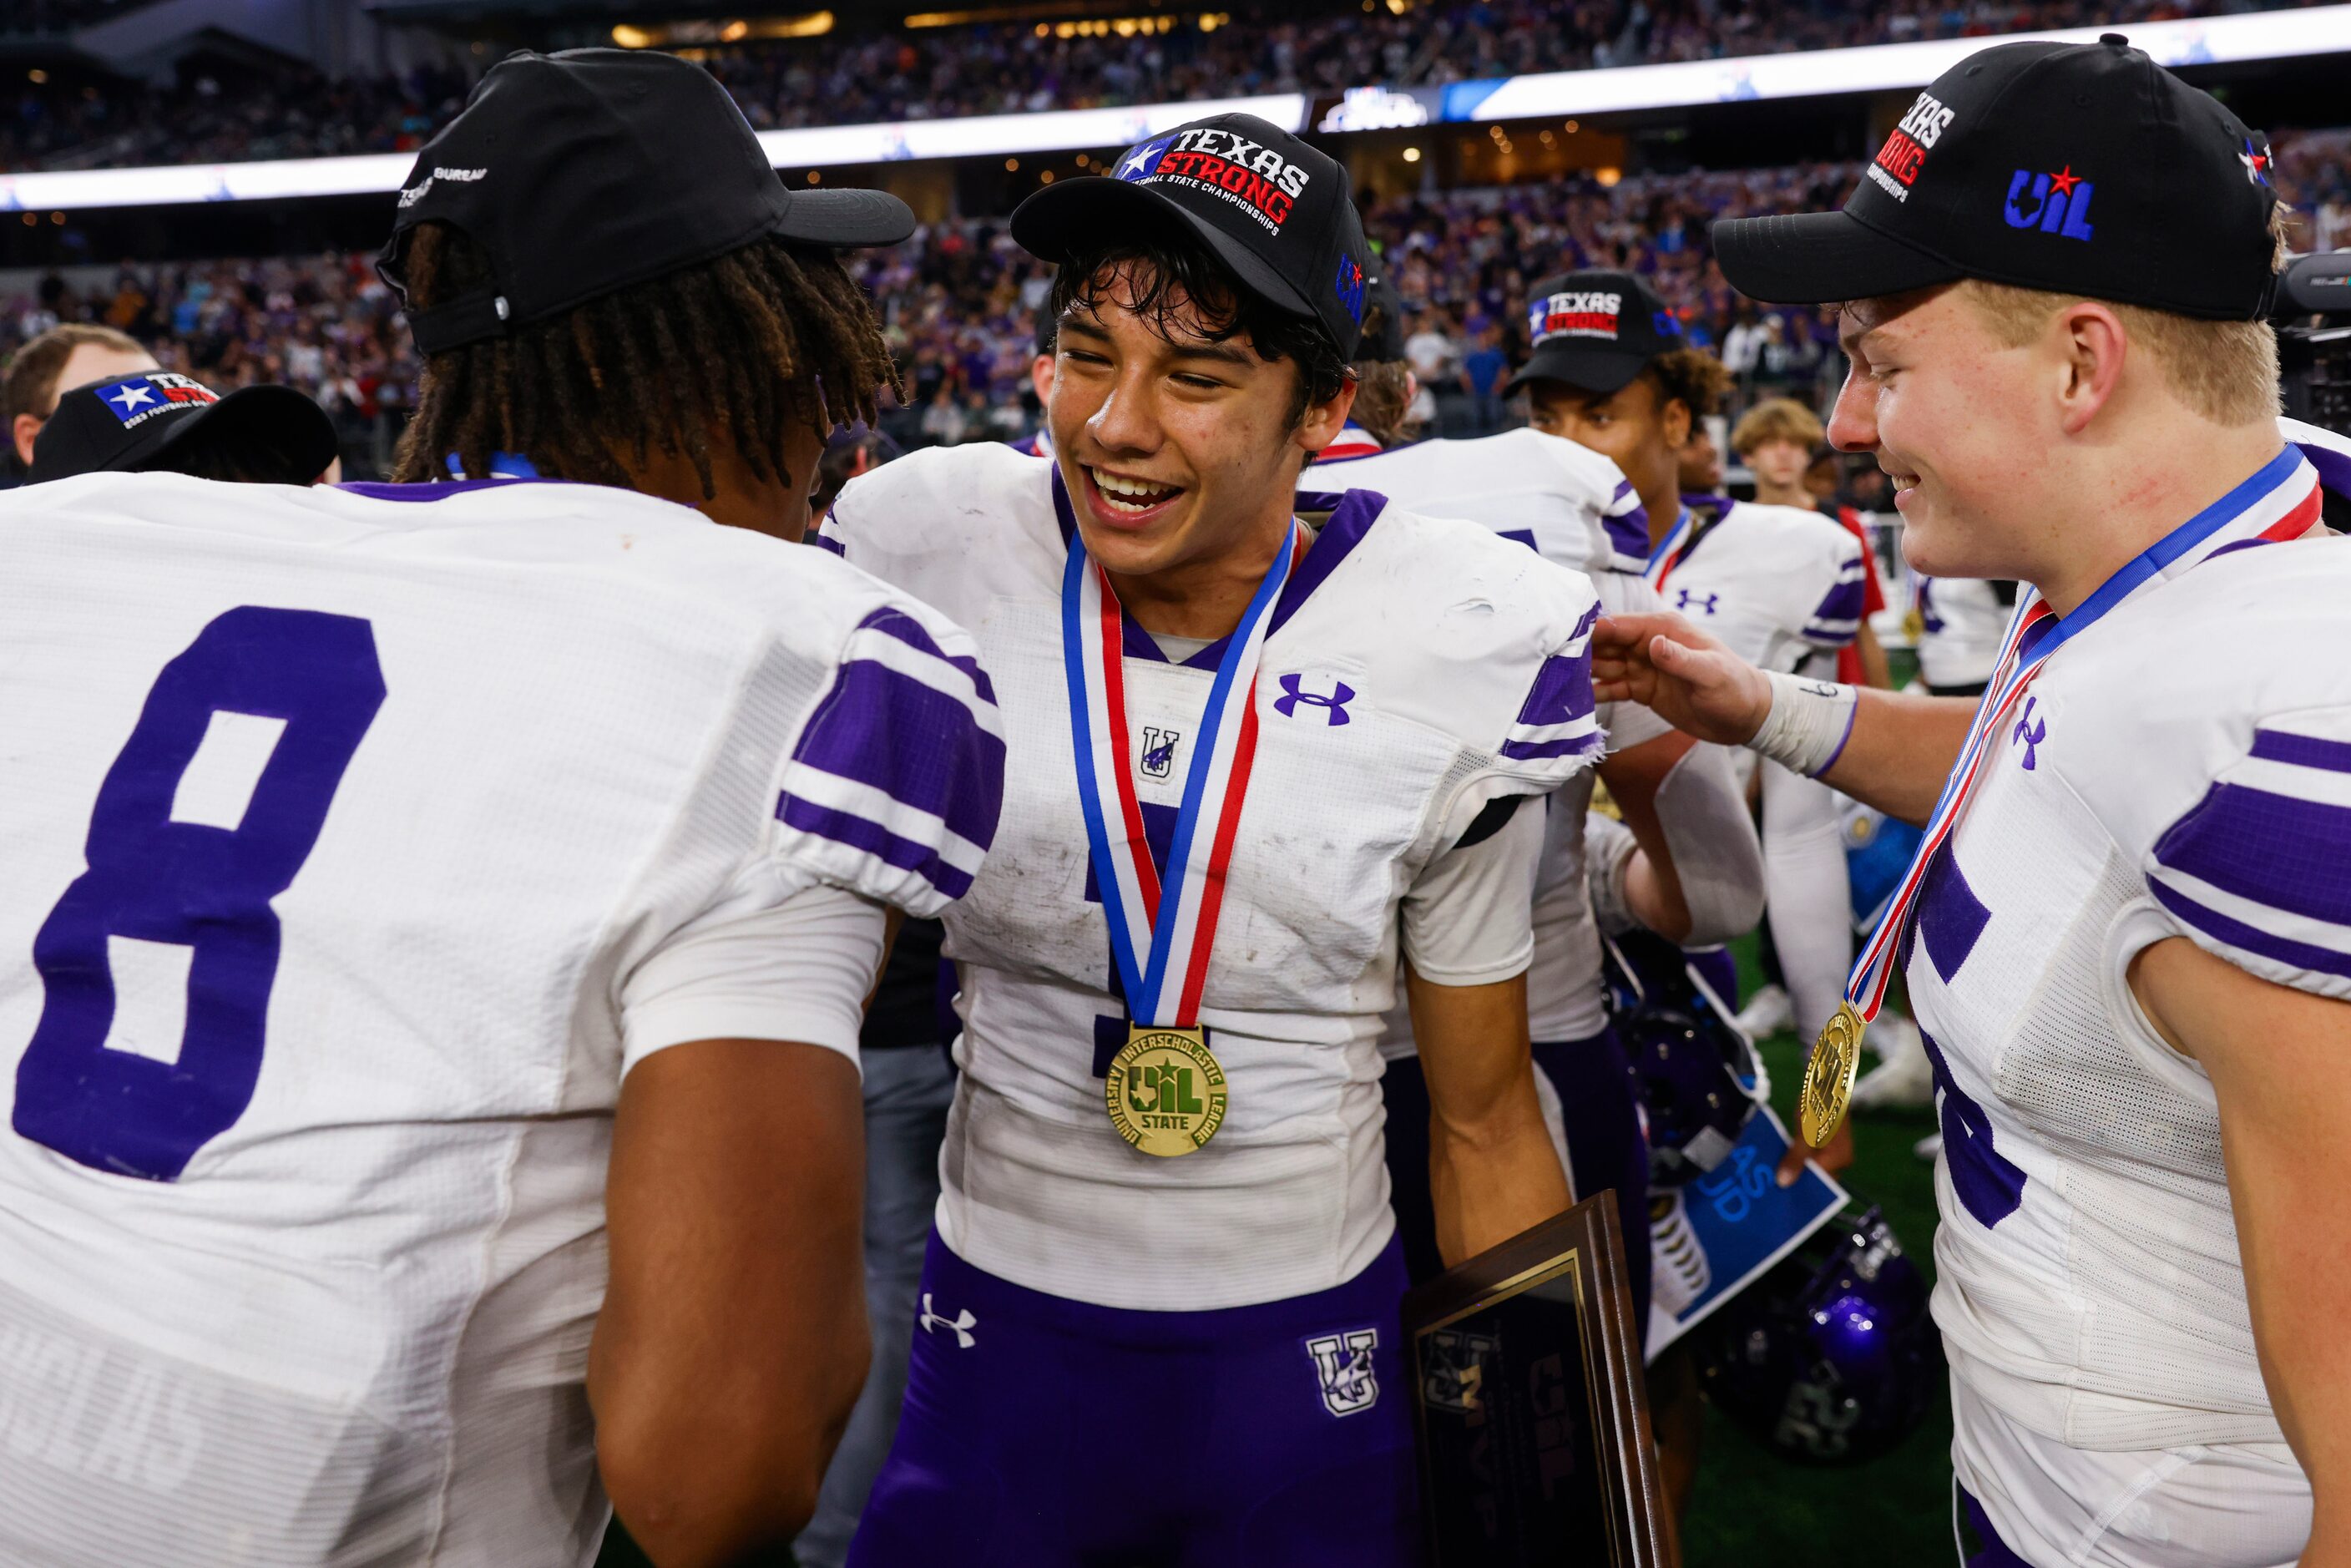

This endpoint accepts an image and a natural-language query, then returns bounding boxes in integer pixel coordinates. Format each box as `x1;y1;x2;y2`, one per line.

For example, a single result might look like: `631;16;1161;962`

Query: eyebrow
1059;311;1258;369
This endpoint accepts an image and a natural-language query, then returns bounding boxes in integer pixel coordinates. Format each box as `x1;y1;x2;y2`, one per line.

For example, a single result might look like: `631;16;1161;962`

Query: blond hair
1730;397;1824;457
1956;277;2280;427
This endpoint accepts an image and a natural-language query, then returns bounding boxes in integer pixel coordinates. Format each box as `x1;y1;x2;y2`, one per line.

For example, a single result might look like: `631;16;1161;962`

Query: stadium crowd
3;126;2342;478
0;0;2326;171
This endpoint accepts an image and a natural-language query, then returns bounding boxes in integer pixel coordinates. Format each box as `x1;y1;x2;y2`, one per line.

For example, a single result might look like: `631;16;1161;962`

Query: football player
1297;303;1767;1335
0;50;1003;1568
823;114;1596;1565
1600;37;2351;1568
1519;271;1868;1148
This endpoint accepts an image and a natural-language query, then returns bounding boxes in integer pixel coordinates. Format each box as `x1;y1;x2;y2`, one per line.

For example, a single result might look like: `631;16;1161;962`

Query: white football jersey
827;445;1602;1309
1308;431;1673;1044
1646;496;1865;677
1912;450;2339;1456
0;473;1000;1568
1916;576;2016;691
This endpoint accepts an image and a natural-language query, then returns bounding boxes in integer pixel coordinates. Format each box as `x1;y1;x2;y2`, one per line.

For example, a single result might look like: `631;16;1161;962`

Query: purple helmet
1602;931;1762;1187
1695;1206;1942;1464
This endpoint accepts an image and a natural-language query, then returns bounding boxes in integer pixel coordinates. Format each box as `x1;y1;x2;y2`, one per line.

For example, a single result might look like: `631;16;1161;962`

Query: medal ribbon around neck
1801;450;2325;1145
1062;519;1300;1028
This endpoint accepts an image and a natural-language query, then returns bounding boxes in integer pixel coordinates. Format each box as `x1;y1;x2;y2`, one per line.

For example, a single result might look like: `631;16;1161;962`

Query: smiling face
1829;286;2049;580
1049;258;1352;599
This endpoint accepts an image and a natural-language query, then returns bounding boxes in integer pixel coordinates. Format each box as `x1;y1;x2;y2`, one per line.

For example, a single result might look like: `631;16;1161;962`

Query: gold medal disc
1798;1002;1865;1149
1901;608;1926;644
1105;1025;1227;1157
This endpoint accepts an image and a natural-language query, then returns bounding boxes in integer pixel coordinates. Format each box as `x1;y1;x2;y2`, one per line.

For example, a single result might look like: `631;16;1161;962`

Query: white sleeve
1402;797;1545;986
1759;759;1855;1039
619;873;887;1077
1595;572;1676;751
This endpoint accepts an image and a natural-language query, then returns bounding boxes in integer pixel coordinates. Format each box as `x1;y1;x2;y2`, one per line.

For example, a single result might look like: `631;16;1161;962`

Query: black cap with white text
1009;113;1373;359
1711;35;2280;320
1504;270;1683;396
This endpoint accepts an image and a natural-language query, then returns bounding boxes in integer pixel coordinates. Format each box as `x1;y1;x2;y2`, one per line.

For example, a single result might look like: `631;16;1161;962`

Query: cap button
2100;31;2127;45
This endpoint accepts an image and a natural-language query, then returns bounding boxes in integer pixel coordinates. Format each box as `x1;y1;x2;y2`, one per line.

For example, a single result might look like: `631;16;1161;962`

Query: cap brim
1009;176;1322;325
1504;341;1650;397
140;384;341;484
774;185;917;249
1710;210;1964;305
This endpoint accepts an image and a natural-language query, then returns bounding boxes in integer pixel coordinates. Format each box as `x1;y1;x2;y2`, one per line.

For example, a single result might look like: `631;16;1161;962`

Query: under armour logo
1274;673;1354;726
918;1292;977;1349
1676;589;1721;615
2011;696;2045;771
1140;726;1181;779
1306;1328;1380;1416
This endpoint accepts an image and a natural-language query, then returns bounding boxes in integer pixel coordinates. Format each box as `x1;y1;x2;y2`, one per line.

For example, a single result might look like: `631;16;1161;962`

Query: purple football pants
1379;1026;1651;1343
847;1231;1422;1568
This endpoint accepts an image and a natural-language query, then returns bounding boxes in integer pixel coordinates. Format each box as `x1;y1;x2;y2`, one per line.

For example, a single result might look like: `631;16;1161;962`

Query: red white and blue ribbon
1843;447;2324;1022
1062;521;1300;1027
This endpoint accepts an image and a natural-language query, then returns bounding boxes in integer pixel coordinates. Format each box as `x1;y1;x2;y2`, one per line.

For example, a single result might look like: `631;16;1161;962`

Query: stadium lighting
4;3;2348;214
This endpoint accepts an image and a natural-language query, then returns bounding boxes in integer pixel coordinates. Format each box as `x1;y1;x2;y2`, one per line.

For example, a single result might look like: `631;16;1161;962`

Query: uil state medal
1105;1025;1228;1157
1799;1001;1863;1148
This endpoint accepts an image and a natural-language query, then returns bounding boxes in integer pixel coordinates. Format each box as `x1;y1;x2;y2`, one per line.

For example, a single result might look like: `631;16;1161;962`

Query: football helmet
1603;930;1765;1186
1695;1205;1942;1464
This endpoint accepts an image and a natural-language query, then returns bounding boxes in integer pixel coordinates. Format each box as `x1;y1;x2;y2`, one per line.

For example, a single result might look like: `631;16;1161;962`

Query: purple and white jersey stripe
1601;477;1651;575
1798;554;1869;648
775;604;1006;915
2150;718;2351;987
1499;603;1602;763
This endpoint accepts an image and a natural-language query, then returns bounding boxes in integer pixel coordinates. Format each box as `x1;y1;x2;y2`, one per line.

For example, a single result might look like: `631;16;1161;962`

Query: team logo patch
2240;138;2272;188
1866;90;1955;203
1140;726;1181;779
1675;588;1720;615
2002;165;2096;242
1273;673;1353;725
1306;1328;1380;1416
1116;127;1310;235
918;1292;977;1348
1528;289;1622;345
95;372;216;430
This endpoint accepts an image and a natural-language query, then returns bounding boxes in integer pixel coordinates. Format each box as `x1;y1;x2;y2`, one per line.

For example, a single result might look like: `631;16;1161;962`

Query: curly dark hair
1046;230;1352;429
391;222;902;495
1645;347;1735;423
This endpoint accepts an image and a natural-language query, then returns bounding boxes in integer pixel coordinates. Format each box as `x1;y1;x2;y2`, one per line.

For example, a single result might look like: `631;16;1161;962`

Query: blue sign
1646;1107;1847;1358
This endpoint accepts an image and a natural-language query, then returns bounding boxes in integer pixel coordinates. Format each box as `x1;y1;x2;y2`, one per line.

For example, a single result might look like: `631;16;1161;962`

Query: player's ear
1660;395;1694;452
1294;365;1358;456
2052;301;2127;437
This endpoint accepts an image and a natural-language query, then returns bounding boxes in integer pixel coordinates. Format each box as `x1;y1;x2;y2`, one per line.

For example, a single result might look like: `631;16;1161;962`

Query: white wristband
1749;670;1859;778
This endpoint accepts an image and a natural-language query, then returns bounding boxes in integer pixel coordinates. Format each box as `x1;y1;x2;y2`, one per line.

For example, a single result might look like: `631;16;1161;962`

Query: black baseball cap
1712;35;2279;320
1505;270;1685;396
380;48;915;355
1010;113;1373;359
1358;265;1408;364
28;371;339;485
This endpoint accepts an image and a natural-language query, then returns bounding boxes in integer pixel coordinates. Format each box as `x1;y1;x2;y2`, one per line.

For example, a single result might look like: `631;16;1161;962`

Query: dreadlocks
392;221;902;495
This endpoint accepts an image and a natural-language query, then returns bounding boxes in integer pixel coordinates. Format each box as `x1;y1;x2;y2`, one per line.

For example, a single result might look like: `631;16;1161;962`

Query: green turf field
597;941;1958;1568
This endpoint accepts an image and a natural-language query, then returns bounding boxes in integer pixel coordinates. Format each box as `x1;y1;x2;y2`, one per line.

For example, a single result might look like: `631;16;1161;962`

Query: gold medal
1104;1024;1227;1157
1798;1002;1865;1148
1901;608;1926;644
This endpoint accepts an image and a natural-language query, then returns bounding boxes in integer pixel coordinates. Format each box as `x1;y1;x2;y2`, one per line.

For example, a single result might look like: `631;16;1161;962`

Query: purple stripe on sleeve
1515;649;1596;727
791;663;1005;849
1499;529;1539;554
776;795;976;902
2152;781;2351;927
1500;731;1605;761
1604;480;1650;560
2151;878;2351;980
809;533;847;557
1801;578;1867;641
2250;728;2351;774
857;605;998;706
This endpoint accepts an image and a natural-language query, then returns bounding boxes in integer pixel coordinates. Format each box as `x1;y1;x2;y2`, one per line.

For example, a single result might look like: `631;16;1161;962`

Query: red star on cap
2047;165;2082;197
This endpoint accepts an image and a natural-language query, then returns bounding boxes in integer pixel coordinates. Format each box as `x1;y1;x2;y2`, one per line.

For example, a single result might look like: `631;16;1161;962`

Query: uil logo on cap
1333;252;1367;326
95;372;218;430
2002;165;2096;243
1529;289;1625;345
2240;139;2273;188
